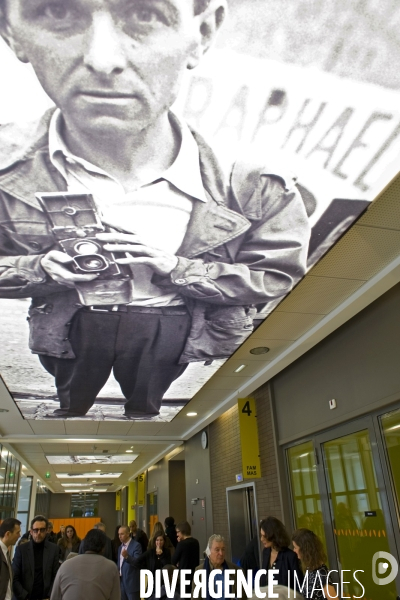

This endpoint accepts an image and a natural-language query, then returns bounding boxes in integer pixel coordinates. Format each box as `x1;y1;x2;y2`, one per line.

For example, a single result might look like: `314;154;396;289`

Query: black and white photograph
45;455;138;464
0;0;399;422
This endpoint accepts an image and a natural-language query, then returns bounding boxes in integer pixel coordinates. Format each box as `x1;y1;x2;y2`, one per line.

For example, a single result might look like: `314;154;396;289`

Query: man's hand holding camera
40;251;100;287
40;232;179;287
98;232;179;276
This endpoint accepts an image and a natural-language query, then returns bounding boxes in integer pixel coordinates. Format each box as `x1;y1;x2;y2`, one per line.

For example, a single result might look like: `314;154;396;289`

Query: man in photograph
0;0;310;419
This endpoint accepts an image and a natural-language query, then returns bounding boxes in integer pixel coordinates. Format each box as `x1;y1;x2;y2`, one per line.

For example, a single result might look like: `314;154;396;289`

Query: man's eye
127;5;168;26
43;4;70;20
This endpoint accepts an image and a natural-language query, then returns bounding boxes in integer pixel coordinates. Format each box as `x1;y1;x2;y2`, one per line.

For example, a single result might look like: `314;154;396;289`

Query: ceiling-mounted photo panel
55;473;122;479
0;1;398;421
46;455;138;465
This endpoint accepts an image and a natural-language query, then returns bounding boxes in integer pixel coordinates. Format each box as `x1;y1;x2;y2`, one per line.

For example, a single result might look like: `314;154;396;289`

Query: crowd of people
0;514;337;600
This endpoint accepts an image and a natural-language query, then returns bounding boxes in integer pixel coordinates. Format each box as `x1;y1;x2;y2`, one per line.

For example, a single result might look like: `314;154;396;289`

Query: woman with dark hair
133;533;171;575
151;522;174;551
292;529;337;599
259;517;303;588
57;524;81;562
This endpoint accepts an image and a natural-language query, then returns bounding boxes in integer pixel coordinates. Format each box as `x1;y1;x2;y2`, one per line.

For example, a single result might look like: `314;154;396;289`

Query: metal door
226;483;260;565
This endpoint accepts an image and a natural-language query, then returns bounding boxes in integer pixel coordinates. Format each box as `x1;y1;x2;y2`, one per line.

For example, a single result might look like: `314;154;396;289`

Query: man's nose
84;12;128;75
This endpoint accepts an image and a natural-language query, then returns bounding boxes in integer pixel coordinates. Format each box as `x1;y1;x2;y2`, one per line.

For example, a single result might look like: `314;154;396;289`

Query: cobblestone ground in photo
15;397;186;422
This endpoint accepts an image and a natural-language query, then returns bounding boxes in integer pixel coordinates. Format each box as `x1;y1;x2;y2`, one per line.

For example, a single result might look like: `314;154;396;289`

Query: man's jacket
0;110;310;363
12;539;59;600
118;539;142;594
0;546;11;600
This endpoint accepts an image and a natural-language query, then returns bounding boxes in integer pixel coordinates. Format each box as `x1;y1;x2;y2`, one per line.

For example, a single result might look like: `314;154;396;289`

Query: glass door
317;420;400;600
287;418;400;600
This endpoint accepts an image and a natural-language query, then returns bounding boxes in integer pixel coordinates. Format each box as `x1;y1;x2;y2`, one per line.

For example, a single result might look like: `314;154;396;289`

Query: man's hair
176;521;191;536
0;518;21;538
165;516;175;527
162;564;177;585
205;534;224;556
30;515;49;529
93;522;105;531
83;529;107;554
194;0;211;16
260;516;290;551
292;528;327;571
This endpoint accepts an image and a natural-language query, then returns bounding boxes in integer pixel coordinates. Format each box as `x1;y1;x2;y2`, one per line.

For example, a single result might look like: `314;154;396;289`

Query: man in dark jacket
118;526;142;600
171;522;199;594
12;515;59;600
0;518;21;600
0;0;310;420
129;521;148;554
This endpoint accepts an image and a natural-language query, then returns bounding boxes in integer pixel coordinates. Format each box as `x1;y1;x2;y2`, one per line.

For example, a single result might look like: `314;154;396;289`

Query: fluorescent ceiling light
47;455;137;464
187;412;197;417
234;364;247;373
65;488;108;493
56;472;122;479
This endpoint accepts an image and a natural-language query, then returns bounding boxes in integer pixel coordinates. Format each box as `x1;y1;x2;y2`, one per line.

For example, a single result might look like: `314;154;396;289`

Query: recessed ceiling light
96;469;101;472
249;346;270;355
125;450;133;453
187;412;197;417
234;364;247;373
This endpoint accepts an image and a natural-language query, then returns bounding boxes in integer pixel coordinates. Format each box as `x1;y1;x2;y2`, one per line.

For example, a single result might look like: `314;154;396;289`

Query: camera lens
74;254;109;272
82;257;106;270
74;241;100;255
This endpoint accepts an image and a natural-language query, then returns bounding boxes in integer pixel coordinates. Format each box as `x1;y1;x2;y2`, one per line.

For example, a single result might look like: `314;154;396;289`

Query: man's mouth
78;90;138;100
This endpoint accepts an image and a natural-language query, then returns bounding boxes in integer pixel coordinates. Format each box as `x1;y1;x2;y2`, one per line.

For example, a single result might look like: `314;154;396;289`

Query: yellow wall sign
138;473;145;506
238;398;261;479
115;490;121;511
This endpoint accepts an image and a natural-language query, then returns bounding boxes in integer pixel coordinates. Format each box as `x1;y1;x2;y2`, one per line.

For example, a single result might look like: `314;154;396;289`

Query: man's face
30;520;48;543
176;528;183;542
209;540;225;567
129;520;137;534
4;524;21;546
119;527;130;544
5;0;207;138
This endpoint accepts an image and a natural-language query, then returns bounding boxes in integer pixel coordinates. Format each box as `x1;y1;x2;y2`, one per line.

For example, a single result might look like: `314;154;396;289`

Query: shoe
44;411;88;419
123;413;159;421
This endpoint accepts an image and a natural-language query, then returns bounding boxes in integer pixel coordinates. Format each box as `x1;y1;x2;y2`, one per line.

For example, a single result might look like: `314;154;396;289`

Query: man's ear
187;0;227;70
0;11;29;63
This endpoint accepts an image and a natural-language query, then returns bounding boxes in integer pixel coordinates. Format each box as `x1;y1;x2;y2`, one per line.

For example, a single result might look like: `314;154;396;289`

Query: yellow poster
115;490;121;511
238;398;261;479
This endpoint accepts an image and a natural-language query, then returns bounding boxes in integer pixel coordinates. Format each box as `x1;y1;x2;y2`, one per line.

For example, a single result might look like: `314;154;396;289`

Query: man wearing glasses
12;515;59;600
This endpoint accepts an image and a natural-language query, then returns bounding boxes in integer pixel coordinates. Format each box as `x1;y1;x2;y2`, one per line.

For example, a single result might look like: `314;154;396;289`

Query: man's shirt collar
49;108;207;202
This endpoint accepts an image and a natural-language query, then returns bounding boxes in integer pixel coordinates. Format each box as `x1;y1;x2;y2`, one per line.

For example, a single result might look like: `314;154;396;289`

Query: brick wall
209;383;283;559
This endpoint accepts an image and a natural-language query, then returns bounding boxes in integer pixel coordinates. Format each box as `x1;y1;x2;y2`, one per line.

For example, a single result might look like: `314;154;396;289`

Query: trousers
39;308;191;417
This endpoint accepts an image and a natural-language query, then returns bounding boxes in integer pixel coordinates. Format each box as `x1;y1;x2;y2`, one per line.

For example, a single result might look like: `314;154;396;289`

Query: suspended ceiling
1;170;400;493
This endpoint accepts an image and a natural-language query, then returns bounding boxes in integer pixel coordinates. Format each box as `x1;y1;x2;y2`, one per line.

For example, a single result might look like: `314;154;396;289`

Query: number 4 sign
238;398;261;479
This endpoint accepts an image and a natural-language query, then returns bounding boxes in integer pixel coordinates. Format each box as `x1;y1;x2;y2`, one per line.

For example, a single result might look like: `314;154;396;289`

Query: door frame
284;408;400;595
226;482;260;565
